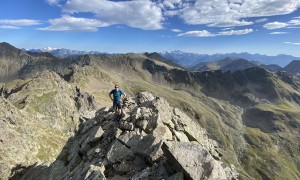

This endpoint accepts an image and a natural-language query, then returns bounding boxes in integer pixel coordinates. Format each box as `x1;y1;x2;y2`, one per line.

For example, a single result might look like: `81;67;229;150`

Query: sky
0;0;300;56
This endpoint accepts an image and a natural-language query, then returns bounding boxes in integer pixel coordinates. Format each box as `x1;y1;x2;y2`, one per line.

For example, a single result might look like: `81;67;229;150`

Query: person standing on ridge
109;84;126;120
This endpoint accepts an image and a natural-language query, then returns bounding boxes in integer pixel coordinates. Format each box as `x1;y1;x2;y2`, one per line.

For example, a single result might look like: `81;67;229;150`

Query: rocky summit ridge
11;92;238;180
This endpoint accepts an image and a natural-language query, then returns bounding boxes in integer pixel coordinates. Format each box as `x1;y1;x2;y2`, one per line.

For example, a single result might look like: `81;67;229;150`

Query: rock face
0;71;97;180
162;142;235;180
15;92;238;180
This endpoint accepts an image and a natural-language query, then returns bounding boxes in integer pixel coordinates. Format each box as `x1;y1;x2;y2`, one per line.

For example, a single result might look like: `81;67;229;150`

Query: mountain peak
160;51;300;67
0;42;20;53
41;47;59;52
144;52;183;69
284;60;300;74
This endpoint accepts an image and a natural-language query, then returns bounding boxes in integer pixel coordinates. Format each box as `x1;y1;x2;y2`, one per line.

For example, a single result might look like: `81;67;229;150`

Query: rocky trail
10;92;238;180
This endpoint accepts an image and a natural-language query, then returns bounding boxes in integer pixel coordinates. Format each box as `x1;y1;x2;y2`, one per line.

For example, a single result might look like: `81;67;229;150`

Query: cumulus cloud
0;19;42;26
39;15;108;31
42;0;300;31
270;32;288;35
171;28;182;32
178;28;253;37
62;0;163;30
167;0;300;27
284;42;300;45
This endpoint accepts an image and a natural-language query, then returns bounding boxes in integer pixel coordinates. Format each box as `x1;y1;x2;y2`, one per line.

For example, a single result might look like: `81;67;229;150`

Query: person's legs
113;102;118;115
116;103;122;120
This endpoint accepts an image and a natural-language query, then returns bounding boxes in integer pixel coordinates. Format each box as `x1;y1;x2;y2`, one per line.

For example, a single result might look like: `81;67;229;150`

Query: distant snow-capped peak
41;47;59;52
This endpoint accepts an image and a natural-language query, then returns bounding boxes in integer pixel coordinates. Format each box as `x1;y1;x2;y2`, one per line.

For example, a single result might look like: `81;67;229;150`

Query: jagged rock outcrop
16;92;238;180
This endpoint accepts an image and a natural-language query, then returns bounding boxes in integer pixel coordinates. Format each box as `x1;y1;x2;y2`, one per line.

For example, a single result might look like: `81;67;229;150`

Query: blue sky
0;0;300;56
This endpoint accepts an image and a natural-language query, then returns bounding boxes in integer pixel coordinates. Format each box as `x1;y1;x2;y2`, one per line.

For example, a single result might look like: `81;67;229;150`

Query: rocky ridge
14;92;238;180
1;43;300;179
0;71;97;180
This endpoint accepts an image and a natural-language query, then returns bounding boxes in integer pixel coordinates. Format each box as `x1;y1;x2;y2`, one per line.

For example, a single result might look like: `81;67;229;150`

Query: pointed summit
0;42;23;56
284;60;300;74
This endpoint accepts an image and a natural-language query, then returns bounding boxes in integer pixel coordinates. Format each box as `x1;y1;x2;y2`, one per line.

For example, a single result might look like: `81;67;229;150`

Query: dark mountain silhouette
284;60;300;74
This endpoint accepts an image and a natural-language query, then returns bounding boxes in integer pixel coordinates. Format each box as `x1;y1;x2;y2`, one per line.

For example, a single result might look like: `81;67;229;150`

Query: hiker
109;84;126;120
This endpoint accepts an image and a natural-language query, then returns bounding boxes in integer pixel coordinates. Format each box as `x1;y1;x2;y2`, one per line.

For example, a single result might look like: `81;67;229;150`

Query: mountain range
188;57;300;74
160;50;300;67
27;47;300;68
28;48;106;58
1;42;300;180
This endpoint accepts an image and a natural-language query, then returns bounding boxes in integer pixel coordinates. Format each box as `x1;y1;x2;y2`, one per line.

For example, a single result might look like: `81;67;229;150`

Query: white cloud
161;0;185;11
43;0;300;31
0;19;42;26
288;16;300;25
178;30;215;37
255;18;268;23
218;29;253;36
45;0;62;6
264;16;300;29
171;28;182;32
287;26;300;28
222;27;234;31
0;25;20;29
270;32;288;35
178;28;253;37
62;0;163;30
39;15;108;31
208;20;253;27
284;42;300;45
167;0;300;27
263;22;288;29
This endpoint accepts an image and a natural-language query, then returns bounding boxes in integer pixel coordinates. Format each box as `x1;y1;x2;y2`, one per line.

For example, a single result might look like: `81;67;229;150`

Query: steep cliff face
12;92;238;180
0;71;96;179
